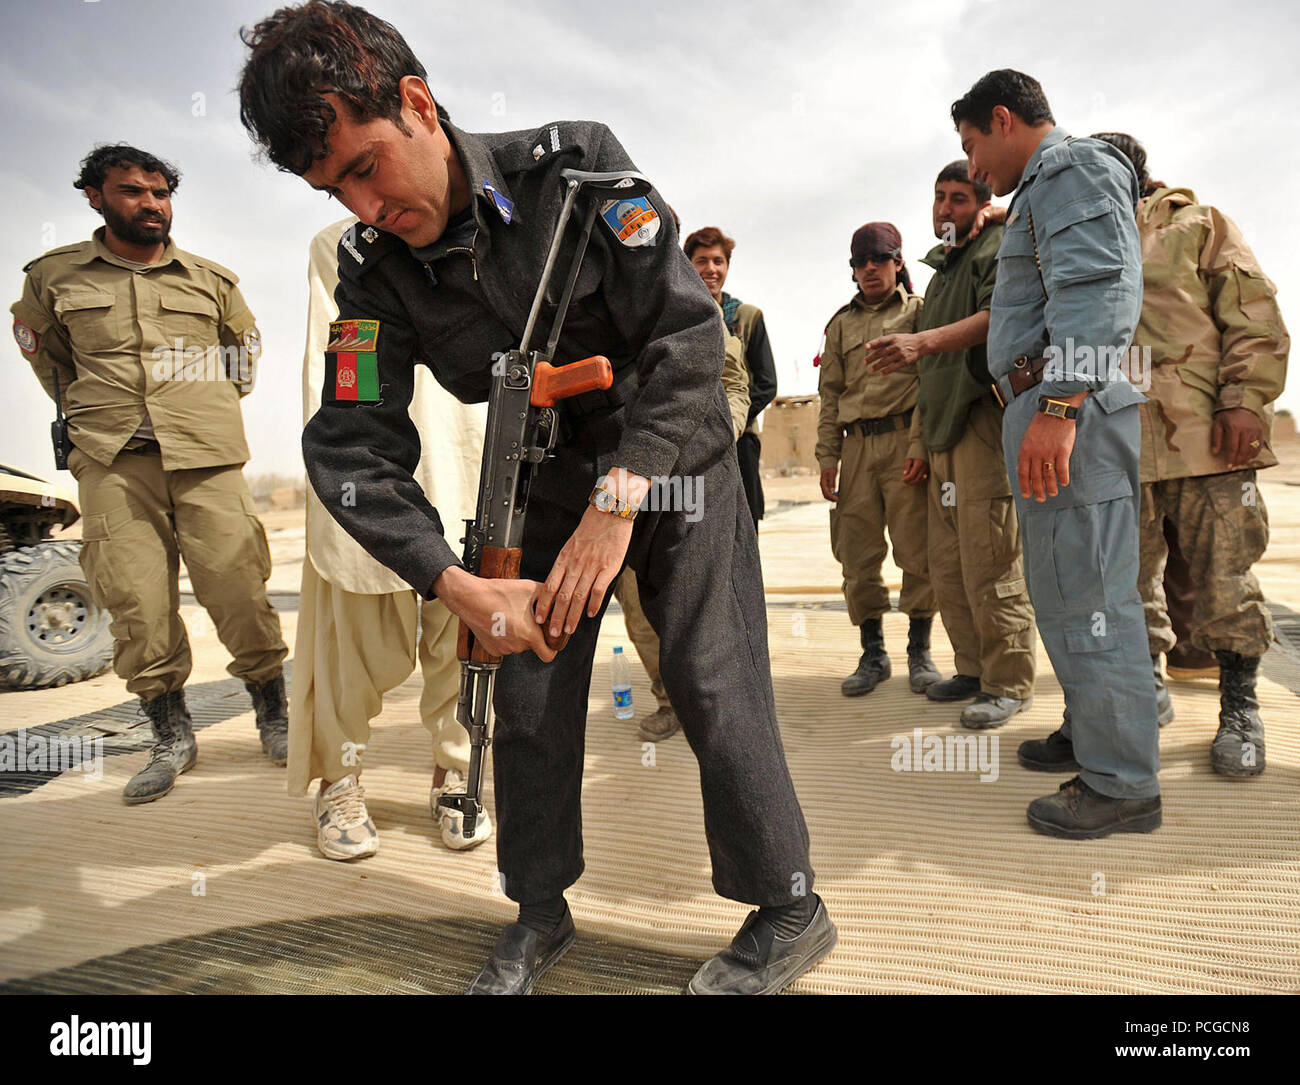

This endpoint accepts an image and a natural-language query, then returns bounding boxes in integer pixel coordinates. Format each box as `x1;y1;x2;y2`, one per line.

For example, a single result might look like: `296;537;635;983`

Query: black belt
121;439;162;455
843;408;913;437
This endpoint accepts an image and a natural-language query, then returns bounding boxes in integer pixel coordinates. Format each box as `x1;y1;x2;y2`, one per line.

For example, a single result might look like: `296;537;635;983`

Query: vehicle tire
0;541;113;689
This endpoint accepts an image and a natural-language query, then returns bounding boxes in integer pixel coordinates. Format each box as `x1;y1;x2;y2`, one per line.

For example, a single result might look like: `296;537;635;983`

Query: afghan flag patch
325;319;381;403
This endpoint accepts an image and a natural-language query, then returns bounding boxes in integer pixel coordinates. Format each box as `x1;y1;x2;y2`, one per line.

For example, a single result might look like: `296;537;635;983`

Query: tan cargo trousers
68;447;286;702
925;399;1037;699
830;427;934;623
287;557;470;797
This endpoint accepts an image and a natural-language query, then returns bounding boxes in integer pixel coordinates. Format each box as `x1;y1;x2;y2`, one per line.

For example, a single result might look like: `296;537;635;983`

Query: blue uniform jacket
988;126;1146;412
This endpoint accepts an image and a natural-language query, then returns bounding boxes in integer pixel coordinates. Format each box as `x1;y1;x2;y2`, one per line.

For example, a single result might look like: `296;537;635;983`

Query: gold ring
1250;440;1261;449
1043;461;1055;470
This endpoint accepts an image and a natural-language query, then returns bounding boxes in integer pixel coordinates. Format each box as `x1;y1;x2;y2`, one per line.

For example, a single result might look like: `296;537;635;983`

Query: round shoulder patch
599;196;660;248
13;320;37;354
241;326;262;357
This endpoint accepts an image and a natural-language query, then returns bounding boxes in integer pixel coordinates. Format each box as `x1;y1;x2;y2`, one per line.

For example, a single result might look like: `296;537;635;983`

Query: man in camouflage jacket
1096;133;1289;778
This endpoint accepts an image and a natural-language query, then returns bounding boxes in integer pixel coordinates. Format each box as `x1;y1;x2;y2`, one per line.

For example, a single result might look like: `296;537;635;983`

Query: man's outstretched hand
864;331;926;376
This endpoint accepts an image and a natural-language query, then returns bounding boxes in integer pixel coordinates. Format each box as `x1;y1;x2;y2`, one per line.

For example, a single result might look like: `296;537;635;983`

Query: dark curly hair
1091;132;1155;194
73;144;180;195
683;225;736;262
951;69;1054;134
238;0;447;175
936;159;991;205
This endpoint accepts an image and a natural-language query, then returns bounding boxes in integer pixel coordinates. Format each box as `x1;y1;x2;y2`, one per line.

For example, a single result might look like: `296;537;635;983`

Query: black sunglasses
849;251;900;269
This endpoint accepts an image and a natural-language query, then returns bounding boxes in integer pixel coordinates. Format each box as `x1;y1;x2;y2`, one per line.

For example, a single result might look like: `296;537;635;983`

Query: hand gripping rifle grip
456;547;569;664
530;355;614;407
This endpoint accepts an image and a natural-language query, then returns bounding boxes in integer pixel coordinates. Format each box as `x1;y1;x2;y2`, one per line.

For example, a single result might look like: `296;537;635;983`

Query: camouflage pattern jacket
1134;187;1289;482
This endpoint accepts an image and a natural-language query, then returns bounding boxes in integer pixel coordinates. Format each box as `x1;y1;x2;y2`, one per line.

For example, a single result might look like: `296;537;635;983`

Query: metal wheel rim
25;583;92;647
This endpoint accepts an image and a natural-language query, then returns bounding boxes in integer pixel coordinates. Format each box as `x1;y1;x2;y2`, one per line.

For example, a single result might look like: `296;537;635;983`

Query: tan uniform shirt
303;218;486;595
1133;188;1289;481
11;227;259;471
816;285;925;467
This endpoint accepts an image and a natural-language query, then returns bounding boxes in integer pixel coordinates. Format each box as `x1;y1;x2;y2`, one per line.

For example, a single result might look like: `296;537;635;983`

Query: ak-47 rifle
438;168;654;840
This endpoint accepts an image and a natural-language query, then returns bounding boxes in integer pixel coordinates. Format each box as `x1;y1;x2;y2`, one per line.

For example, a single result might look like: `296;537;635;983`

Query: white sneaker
430;768;493;851
314;774;379;861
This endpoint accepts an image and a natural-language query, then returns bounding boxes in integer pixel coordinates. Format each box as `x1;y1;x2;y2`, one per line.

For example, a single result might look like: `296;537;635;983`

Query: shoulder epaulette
21;243;85;273
491;121;595;175
337;222;402;275
185;253;241;285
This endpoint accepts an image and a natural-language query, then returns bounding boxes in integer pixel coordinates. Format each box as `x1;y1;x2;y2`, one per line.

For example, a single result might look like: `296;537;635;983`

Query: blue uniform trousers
1002;392;1161;799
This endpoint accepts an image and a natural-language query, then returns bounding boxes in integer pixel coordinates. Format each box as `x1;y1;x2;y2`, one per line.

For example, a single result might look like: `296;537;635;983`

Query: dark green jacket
914;225;1001;453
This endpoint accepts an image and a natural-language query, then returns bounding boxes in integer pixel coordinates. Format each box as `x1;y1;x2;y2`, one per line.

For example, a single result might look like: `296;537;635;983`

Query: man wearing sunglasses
817;223;940;699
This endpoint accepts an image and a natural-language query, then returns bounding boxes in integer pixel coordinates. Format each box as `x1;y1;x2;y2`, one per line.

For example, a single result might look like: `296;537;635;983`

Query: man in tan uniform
294;217;488;858
865;164;1037;729
10;144;287;804
817;222;939;697
1095;133;1288;777
611;303;751;742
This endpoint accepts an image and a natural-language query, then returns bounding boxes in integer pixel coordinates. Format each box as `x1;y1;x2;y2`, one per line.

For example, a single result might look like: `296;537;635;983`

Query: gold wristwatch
1038;396;1079;420
589;485;639;520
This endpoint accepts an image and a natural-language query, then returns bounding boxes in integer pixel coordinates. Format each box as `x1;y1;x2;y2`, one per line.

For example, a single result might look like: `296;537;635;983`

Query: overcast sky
3;0;1297;480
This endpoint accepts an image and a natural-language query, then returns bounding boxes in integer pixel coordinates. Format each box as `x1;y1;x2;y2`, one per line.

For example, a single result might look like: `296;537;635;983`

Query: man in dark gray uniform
238;0;835;995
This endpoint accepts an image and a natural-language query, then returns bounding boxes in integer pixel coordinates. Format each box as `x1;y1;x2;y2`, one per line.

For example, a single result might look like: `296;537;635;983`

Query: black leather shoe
925;673;980;702
1027;776;1161;839
1017;728;1080;772
687;896;837;995
466;910;576;994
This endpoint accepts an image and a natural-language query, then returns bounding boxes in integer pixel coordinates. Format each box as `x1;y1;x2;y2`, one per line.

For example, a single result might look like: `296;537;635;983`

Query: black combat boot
905;616;941;693
841;618;890;696
123;689;198;805
246;674;289;766
1152;655;1175;727
1212;650;1265;777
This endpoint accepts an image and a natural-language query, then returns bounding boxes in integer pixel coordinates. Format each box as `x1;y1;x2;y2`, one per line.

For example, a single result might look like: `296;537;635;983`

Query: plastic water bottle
611;646;634;719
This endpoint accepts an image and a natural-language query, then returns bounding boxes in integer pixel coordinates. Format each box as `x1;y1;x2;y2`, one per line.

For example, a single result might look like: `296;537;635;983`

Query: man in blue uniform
952;69;1162;838
238;0;835;993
